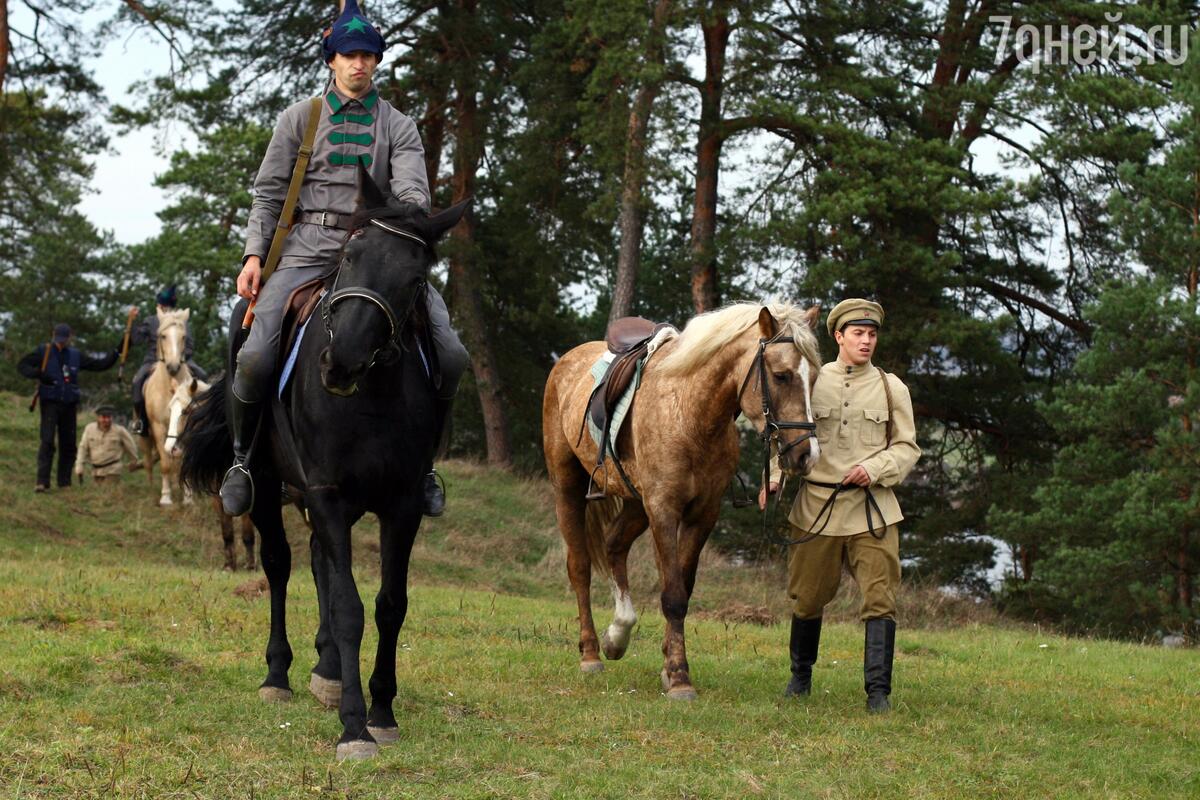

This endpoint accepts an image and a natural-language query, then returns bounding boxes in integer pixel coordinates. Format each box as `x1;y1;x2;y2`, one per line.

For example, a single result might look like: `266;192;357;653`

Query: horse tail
583;496;622;578
179;374;231;494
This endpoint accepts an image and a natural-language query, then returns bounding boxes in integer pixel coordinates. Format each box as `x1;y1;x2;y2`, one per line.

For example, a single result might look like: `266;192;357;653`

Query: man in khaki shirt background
763;298;921;712
74;406;141;484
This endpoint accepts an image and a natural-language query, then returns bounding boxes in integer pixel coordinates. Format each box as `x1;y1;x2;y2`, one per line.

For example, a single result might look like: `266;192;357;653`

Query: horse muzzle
319;348;365;396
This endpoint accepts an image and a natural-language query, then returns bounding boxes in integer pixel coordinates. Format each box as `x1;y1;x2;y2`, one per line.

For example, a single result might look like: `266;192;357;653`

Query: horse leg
646;508;698;701
305;488;375;760
308;531;342;708
241;514;256;571
601;501;649;661
653;501;719;701
249;492;293;702
215;497;236;571
554;482;603;672
366;502;421;744
153;428;173;506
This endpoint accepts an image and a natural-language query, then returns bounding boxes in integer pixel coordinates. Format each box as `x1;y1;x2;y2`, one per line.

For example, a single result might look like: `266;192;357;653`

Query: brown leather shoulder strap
261;97;323;286
877;366;893;448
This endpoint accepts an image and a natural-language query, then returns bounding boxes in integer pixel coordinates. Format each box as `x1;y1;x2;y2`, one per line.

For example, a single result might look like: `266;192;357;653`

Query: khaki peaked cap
826;298;884;337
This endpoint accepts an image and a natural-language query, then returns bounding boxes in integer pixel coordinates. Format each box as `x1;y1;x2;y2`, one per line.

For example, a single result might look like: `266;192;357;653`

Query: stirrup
584;463;607;501
220;463;255;516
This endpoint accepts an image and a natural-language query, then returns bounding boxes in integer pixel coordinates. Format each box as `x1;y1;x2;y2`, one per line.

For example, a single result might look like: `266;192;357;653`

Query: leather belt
297;210;352;230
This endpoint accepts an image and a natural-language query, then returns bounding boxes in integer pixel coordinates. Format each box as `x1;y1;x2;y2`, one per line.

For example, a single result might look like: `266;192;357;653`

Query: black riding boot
864;617;896;713
219;393;262;516
422;398;453;517
132;399;150;437
785;616;822;697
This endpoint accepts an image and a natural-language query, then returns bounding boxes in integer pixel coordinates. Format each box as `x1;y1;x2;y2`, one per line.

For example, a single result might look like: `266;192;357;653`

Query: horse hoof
258;686;293;703
580;659;604;674
666;685;698;701
660;670;697;701
309;673;342;708
335;740;378;762
367;725;399;744
601;631;628;661
159;498;173;507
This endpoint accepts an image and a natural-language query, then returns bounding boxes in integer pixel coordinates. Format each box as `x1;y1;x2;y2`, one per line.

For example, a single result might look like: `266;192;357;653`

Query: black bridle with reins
320;218;430;371
736;333;823;547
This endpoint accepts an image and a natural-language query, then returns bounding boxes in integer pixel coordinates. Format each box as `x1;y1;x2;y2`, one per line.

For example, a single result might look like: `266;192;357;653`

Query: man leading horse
219;0;468;519
763;298;921;713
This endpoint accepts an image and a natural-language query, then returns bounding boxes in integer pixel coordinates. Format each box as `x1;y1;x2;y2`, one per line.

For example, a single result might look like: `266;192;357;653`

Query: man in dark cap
75;405;141;484
18;324;121;492
128;285;207;436
762;298;921;712
221;0;469;518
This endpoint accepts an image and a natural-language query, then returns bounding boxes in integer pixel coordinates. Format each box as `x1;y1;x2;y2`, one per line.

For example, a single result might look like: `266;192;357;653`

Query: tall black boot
132;399;150;437
219;392;262;516
784;616;822;697
422;398;453;517
864;617;896;713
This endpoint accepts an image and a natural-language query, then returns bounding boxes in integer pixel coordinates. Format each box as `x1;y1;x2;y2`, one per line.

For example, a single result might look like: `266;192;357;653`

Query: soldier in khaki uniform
764;298;921;712
74;406;141;484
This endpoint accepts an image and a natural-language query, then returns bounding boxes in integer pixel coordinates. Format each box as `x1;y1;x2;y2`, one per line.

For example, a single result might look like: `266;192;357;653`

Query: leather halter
321;219;430;371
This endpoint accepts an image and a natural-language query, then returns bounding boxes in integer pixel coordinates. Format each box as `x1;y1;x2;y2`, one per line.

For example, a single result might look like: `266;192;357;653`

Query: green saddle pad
587;354;646;452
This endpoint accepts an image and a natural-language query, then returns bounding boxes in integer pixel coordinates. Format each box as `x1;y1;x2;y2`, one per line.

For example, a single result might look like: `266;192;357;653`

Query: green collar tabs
326;88;378;113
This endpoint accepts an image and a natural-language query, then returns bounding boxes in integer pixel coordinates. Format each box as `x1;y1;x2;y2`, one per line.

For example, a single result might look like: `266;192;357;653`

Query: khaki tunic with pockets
787;360;921;535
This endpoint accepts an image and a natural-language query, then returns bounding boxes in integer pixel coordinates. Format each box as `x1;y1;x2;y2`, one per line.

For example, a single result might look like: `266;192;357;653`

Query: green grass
0;392;1197;798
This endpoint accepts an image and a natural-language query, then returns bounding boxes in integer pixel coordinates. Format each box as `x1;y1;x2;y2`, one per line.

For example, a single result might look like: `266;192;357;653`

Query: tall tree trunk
445;0;512;467
0;0;9;93
610;0;673;322
687;3;730;314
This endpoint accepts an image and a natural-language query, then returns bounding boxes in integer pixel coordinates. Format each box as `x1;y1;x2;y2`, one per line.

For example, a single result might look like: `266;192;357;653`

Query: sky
75;24;177;245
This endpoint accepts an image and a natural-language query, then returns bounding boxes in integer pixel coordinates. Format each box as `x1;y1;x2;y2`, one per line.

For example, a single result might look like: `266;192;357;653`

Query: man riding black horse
219;0;468;519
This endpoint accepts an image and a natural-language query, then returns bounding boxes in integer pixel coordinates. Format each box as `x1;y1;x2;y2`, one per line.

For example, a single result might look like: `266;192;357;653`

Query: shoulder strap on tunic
876;366;893;448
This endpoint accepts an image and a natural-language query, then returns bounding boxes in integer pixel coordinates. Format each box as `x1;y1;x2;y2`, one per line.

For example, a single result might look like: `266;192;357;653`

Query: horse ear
189;377;198;395
355;162;388;211
802;304;820;331
758;307;779;339
181;308;191;321
427;197;473;242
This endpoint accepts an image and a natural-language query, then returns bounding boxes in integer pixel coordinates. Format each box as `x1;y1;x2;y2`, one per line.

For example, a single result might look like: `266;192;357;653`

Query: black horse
182;170;469;760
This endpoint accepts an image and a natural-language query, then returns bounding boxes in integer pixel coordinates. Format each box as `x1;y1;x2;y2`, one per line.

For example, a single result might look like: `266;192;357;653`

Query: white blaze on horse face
801;357;819;465
605;584;637;649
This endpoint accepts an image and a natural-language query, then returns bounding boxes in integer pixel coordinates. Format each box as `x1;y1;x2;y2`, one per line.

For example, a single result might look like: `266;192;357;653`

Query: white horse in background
168;376;258;571
142;306;193;506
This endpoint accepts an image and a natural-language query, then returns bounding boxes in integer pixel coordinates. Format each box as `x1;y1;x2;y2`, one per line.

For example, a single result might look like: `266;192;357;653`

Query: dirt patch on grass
233;577;268;599
695;603;779;626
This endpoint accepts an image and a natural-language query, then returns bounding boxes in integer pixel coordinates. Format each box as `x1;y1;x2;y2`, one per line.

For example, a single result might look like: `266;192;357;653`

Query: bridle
737;333;818;458
736;332;821;547
320;218;429;371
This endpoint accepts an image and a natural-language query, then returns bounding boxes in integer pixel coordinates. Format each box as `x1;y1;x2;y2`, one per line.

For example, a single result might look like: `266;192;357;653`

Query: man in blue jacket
18;324;120;492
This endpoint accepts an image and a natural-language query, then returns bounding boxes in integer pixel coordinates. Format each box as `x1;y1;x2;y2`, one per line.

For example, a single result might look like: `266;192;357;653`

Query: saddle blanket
587;351;645;451
278;313;431;399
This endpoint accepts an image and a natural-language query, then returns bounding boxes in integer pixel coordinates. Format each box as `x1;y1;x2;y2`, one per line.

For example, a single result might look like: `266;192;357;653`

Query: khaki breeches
786;525;900;621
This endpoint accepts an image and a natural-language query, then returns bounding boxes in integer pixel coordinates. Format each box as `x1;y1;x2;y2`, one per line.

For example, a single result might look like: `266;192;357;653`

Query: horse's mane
655;301;820;376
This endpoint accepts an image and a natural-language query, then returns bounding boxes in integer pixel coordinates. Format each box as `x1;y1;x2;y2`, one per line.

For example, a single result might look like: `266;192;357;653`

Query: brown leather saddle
580;316;671;500
278;277;329;368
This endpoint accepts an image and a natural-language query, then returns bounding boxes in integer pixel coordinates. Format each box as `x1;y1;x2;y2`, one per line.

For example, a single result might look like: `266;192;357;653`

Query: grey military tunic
234;80;468;403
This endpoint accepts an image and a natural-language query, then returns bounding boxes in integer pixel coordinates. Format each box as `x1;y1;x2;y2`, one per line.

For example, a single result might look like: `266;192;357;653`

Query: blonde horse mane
655;301;820;376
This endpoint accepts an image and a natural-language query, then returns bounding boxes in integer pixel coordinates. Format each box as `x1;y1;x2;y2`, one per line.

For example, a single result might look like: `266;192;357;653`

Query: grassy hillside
0;392;1196;799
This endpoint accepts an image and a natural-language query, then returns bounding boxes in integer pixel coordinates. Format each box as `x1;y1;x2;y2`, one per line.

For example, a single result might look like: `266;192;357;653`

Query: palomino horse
142;306;194;506
167;376;256;571
542;302;822;699
182;169;470;760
